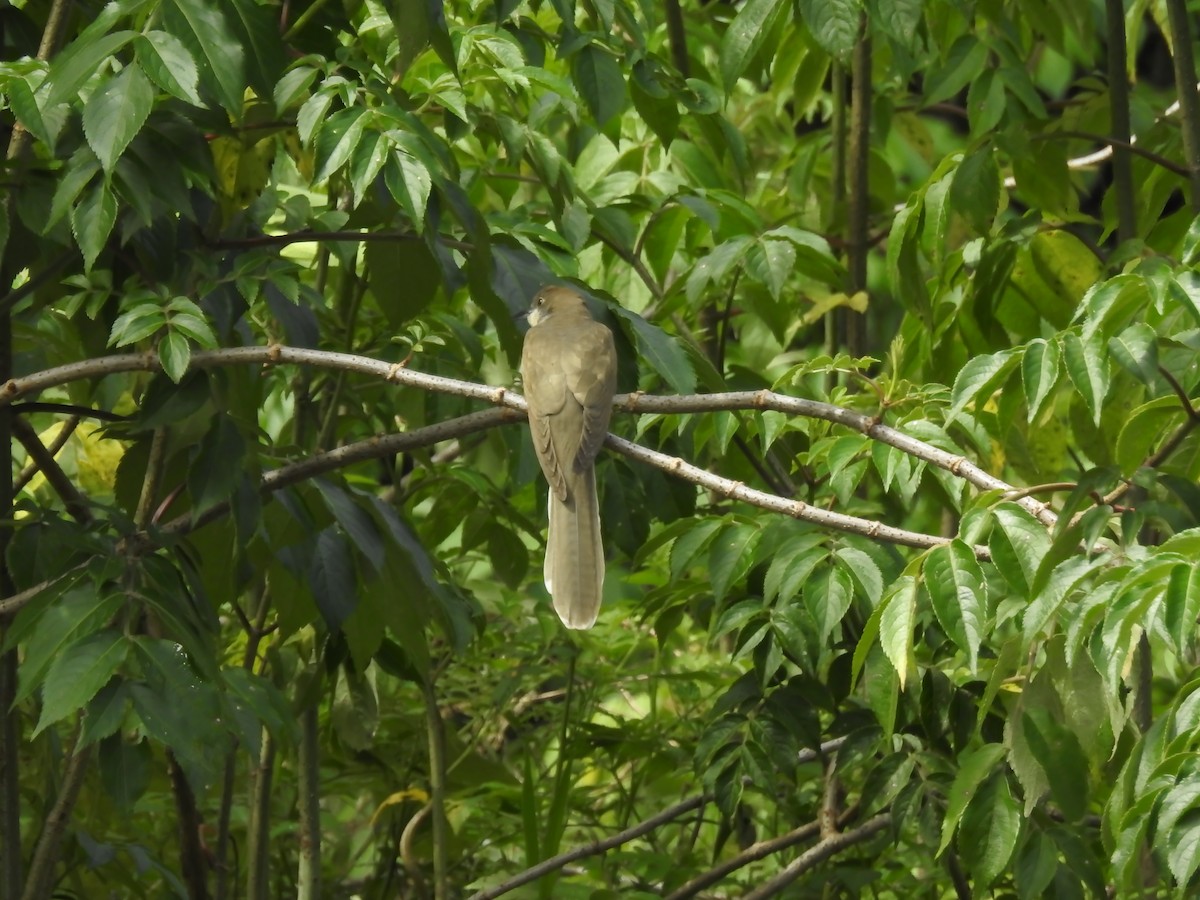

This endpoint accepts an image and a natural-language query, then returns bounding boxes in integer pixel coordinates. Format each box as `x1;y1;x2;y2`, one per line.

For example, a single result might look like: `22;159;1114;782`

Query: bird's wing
522;331;572;501
564;322;618;472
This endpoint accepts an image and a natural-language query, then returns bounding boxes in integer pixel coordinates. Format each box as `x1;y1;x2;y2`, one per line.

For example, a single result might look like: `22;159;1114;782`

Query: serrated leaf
70;178;118;271
384;148;432;231
670;519;725;582
937;743;1006;856
989;504;1050;598
45;31;137;107
158;330;191;383
949;146;1000;235
834;546;882;605
1062;331;1110;426
34;630;129;737
1022;338;1060;423
16;589;125;706
746;238;796;300
1166;563;1200;660
719;0;788;91
1108;322;1158;386
1022;707;1089;821
957;771;1020;887
162;0;246;115
189;416;246;520
136;31;202;106
926;540;986;672
309;527;358;630
573;44;624;127
1115;395;1184;475
880;576;918;688
314;107;368;183
798;0;862;61
807;565;853;644
611;307;696;394
709;524;762;604
947;349;1018;424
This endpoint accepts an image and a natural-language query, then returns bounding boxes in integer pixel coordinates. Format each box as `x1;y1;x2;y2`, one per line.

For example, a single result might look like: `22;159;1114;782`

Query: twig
15;415;79;492
466;793;709;900
422;676;449;900
10;417;92;524
209;229;471;253
1105;0;1136;241
662;820;820;900
1030;131;1188;179
739;813;891;900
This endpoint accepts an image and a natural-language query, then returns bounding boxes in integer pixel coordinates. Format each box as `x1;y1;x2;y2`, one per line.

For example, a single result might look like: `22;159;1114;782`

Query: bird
520;286;618;629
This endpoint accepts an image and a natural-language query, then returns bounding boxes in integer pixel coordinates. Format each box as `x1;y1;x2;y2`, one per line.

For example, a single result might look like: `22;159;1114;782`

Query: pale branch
662;821;820;900
465;793;709;900
739;813;892;900
0;346;1055;526
606;434;982;555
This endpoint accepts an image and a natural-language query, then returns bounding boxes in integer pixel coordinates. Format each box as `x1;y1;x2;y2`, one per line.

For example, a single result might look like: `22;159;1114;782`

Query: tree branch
0;346;1057;528
739;813;891;900
465;793;709;900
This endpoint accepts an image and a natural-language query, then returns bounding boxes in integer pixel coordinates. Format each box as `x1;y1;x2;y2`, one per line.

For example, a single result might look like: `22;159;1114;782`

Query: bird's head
527;286;590;327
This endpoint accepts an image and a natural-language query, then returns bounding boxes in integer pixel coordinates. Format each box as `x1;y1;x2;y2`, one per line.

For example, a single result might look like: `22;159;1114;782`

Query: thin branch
1165;0;1200;209
15;415;79;492
739;813;891;900
466;793;708;900
1029;130;1189;178
1105;0;1137;241
20;735;93;900
422;676;449;900
663;0;689;76
662;820;820;900
296;701;321;900
209;229;471;253
10;417;92;524
1158;365;1200;420
10;401;128;422
843;18;870;357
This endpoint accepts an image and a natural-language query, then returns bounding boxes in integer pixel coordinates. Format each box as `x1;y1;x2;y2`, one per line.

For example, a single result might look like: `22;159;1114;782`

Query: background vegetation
3;0;1200;896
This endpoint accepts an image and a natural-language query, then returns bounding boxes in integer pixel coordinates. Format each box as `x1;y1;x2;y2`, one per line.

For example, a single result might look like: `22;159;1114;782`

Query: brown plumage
520;286;618;629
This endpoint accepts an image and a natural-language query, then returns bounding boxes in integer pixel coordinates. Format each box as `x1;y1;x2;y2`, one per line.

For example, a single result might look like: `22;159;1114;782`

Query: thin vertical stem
1165;0;1200;211
845;20;872;356
422;676;448;900
827;60;849;366
296;701;321;900
20;730;91;900
245;733;276;900
1106;0;1136;241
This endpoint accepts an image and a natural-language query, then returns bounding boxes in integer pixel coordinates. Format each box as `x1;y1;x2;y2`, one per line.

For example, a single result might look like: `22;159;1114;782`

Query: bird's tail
545;466;604;629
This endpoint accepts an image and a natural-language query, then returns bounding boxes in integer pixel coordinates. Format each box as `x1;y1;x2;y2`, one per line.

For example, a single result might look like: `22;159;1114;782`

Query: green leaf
1115;395;1184;475
110;303;167;347
1062;331;1110;427
1022;707;1089;821
162;0;246;115
834;546;882;605
158;330;191;383
947;349;1018;424
798;0;862;61
309;527;359;630
611;307;696;394
136;31;202;106
98;733;151;809
937;743;1007;855
573;44;625;128
314;107;368;183
34;630;129;737
958;771;1021;887
925;540;986;672
189;416;246;520
1021;338;1060;423
949;147;1000;235
8;76;54;151
708;524;762;604
719;0;788;91
1108;323;1158;386
70;177;118;271
923;35;989;107
44;31;137;107
1166;563;1200;660
384;147;433;231
746;238;796;300
880;575;918;689
807;565;853;644
16;589;125;706
1169;271;1200;330
989;504;1050;599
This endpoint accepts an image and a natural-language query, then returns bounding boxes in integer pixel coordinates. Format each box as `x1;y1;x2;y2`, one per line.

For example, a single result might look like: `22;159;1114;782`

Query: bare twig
10;417;92;524
662;820;820;900
1105;0;1137;241
1165;0;1200;209
20;733;93;900
466;793;709;900
739;813;891;900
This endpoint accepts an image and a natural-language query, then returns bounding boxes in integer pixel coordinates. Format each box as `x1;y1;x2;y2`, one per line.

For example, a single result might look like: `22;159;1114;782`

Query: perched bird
520;286;618;629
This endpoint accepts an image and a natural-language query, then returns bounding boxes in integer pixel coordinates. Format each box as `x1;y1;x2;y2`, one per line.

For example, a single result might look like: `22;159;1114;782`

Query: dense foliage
3;0;1200;897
